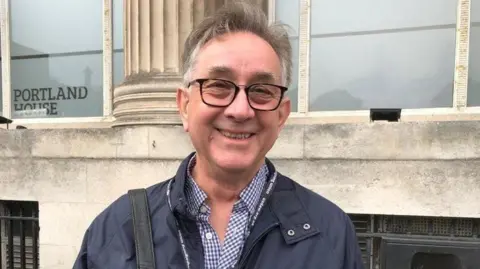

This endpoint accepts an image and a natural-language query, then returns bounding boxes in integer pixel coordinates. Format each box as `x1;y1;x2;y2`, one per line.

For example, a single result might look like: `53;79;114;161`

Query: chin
212;151;259;172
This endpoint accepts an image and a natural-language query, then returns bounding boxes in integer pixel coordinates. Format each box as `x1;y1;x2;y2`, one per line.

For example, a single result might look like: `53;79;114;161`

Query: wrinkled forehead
192;33;283;84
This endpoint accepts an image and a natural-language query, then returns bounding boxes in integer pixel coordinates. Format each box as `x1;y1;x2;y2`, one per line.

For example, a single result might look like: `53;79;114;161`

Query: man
73;2;364;269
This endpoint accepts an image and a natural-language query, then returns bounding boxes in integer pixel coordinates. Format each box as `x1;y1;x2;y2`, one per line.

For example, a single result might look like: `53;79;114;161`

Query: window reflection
467;1;480;106
113;0;124;86
309;0;457;111
10;0;103;119
0;57;2;117
275;0;300;112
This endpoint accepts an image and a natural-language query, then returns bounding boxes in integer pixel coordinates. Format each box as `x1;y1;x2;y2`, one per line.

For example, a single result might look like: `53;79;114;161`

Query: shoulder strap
128;188;156;269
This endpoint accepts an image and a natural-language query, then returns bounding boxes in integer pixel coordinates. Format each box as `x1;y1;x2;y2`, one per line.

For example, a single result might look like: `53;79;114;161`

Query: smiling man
73;2;364;269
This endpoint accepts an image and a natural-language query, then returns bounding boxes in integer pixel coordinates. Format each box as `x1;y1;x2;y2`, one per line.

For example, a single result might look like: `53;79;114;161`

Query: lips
216;129;254;140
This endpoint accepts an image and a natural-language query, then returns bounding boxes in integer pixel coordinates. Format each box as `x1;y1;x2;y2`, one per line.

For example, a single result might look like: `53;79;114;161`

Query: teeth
220;130;252;139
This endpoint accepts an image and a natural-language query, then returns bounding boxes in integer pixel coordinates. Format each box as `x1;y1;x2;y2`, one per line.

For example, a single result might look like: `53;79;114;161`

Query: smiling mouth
216;129;254;140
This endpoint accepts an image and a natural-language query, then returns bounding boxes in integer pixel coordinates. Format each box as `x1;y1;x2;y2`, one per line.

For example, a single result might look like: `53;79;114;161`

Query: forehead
192;32;282;83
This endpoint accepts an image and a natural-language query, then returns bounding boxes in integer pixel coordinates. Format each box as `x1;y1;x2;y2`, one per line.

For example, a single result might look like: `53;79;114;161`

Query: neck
192;156;263;204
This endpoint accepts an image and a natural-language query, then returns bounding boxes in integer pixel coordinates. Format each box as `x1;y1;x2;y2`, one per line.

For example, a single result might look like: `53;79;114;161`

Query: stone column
112;0;268;127
112;0;197;126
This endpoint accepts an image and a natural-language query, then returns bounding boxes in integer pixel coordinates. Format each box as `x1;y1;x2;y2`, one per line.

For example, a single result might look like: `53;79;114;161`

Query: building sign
10;57;103;119
13;86;89;116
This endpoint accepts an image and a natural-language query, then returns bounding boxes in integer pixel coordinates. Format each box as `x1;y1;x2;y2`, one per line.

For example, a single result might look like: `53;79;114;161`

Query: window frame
0;0;478;128
0;0;115;127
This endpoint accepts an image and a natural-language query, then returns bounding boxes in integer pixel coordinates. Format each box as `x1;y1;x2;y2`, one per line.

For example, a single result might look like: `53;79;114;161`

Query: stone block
0;159;87;203
39;202;107;247
116;126;150;158
86;159;181;203
31;129;120;159
0;130;32;157
267;125;304;159
304;121;480;159
39;244;78;269
298;159;480;218
148;126;194;159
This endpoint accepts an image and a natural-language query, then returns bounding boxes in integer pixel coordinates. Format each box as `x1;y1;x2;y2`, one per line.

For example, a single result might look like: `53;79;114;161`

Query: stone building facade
1;0;480;268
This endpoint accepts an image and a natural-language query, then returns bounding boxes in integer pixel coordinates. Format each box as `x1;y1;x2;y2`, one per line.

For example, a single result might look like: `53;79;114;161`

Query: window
0;200;39;269
113;0;124;86
271;0;480;120
275;0;300;112
0;41;2;117
0;0;114;123
0;16;3;117
9;0;103;119
309;0;457;111
468;0;480;106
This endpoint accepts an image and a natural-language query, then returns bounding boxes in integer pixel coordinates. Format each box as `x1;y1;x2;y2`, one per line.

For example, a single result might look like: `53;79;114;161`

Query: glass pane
0;57;2;117
275;0;300;112
467;0;480;106
0;28;2;117
10;0;103;119
113;0;124;86
309;0;457;111
287;39;299;112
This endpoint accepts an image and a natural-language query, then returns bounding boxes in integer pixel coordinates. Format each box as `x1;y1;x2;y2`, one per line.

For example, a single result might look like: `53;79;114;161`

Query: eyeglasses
187;78;288;111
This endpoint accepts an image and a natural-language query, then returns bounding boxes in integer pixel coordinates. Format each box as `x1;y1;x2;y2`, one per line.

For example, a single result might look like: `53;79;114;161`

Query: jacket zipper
237;223;279;269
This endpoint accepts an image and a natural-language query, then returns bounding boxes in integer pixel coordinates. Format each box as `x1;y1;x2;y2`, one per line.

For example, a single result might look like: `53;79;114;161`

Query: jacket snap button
287;229;295;236
303;223;311;230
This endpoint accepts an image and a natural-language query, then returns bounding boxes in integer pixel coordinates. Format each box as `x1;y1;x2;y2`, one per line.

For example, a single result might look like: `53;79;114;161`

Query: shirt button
200;205;208;213
205;232;213;240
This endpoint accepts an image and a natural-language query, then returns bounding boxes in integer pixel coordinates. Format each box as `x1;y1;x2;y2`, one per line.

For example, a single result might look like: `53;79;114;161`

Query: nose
223;88;255;121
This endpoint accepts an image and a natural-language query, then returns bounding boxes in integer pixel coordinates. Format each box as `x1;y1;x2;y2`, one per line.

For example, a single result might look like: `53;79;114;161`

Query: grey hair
181;1;292;87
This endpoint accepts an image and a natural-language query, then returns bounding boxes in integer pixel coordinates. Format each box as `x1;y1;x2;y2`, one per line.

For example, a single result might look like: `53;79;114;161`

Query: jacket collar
168;153;320;244
168;152;195;216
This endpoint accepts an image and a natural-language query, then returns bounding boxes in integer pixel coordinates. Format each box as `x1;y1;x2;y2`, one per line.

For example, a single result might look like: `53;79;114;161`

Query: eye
204;80;232;89
249;85;277;97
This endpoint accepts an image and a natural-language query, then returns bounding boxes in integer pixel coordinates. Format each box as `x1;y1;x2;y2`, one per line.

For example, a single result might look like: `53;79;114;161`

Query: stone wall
1;121;480;268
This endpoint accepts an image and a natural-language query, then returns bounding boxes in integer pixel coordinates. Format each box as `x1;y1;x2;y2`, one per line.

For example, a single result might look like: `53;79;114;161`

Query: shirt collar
184;154;268;216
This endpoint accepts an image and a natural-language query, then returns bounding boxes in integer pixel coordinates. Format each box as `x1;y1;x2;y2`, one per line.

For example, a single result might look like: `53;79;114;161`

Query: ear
176;88;190;132
276;98;291;133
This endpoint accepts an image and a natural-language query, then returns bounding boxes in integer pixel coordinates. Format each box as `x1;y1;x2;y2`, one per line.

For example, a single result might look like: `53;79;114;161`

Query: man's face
177;32;290;173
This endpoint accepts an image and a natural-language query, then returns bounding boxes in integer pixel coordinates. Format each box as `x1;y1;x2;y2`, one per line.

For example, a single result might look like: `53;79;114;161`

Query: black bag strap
128;188;156;269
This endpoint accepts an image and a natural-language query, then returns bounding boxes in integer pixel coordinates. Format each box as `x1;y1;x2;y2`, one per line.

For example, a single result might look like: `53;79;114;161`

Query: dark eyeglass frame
187;78;288;111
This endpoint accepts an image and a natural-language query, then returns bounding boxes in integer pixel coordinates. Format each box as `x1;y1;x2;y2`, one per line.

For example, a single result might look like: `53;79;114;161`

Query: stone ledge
304;121;480;159
1;120;480;160
2;125;304;159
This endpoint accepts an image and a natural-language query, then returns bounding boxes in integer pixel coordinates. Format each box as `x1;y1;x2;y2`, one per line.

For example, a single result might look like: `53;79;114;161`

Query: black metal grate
0;200;39;269
349;214;480;269
376;215;479;238
348;214;372;268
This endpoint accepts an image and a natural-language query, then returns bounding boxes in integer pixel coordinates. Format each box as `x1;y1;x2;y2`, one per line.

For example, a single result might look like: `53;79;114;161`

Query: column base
112;72;183;127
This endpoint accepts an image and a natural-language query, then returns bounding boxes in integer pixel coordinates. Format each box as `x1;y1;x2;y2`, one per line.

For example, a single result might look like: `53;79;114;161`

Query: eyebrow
207;66;277;83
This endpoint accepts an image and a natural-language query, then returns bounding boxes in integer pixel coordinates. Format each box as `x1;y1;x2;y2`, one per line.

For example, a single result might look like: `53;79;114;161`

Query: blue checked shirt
185;155;268;269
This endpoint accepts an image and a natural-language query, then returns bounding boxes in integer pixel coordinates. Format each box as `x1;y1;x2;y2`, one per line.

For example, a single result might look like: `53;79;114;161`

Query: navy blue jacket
73;154;365;269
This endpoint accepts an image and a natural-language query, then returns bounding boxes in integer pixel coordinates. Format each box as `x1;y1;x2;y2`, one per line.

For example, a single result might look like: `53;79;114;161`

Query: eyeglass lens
201;79;282;110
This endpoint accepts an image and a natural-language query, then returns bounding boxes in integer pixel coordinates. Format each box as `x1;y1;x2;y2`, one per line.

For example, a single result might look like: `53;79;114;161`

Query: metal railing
0;201;39;269
0;116;27;129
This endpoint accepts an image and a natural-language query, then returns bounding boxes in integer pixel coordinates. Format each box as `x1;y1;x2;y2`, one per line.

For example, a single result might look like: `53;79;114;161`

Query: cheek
186;108;217;138
256;115;280;140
